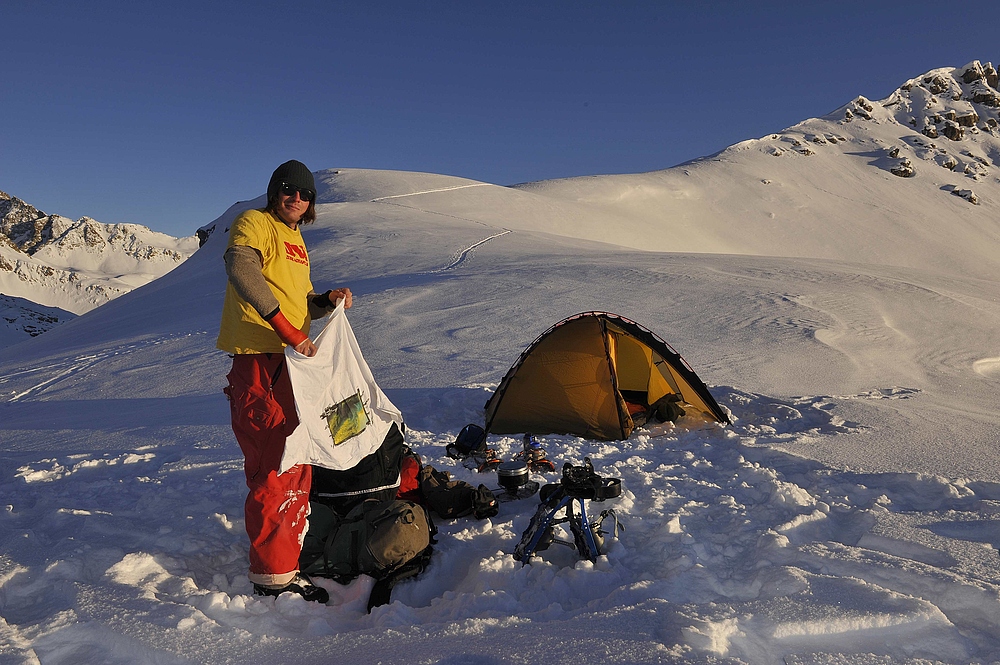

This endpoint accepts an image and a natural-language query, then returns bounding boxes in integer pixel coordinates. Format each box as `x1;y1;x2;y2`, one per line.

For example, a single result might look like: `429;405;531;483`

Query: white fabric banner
279;300;403;474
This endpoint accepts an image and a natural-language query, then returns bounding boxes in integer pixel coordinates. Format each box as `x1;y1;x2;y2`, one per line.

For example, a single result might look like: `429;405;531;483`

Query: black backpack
304;421;497;610
311;422;406;514
300;498;435;612
416;465;499;520
446;423;487;459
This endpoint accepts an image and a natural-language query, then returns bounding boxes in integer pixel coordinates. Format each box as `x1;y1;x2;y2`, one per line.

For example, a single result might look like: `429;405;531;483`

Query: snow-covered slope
196;61;1000;282
3;62;1000;664
514;60;1000;279
1;190;199;315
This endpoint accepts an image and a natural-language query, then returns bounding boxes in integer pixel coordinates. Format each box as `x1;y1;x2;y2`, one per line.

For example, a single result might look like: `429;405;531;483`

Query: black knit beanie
267;160;315;200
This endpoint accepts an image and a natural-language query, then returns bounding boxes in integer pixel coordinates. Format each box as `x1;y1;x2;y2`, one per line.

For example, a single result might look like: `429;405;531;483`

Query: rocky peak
0;191;51;251
844;60;1000;143
0;193;98;255
0;191;193;267
736;59;1000;212
1;189;199;321
961;60;999;89
0;190;42;219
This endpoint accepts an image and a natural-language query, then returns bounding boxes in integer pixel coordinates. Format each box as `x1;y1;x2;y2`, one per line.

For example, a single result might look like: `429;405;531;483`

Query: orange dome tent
484;312;728;441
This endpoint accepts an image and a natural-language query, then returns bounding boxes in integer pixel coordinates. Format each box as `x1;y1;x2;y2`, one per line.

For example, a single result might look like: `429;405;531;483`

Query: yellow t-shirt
216;209;314;354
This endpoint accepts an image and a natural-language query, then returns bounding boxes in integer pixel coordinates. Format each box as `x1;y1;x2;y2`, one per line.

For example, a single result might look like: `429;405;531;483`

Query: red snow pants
226;353;311;584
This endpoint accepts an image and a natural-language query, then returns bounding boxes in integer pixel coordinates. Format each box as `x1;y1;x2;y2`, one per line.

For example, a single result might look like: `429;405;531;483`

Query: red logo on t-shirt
284;242;309;265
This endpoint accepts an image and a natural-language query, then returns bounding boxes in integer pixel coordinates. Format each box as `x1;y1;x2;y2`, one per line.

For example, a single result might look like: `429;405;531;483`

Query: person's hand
294;337;317;357
329;287;352;309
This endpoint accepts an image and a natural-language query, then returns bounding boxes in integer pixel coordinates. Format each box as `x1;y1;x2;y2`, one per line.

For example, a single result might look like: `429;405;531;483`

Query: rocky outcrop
969;83;1000;107
956;111;980;127
940;154;959;170
961;60;999;89
891;158;916;177
959;61;1000;107
924;74;952;96
847;96;875;120
0;293;73;340
942;121;964;141
950;187;979;204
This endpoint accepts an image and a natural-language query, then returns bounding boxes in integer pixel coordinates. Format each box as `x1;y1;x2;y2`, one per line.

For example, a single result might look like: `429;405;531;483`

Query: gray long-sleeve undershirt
224;245;333;321
224;245;281;319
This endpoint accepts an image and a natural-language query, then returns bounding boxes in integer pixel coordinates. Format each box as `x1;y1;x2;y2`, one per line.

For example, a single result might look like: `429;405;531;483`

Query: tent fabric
484;312;728;441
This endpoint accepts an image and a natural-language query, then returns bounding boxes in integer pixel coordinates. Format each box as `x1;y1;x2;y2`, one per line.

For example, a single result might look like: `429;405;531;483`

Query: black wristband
311;290;334;309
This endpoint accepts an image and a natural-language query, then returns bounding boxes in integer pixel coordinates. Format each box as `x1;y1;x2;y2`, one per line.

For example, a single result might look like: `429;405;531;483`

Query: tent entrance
608;325;684;423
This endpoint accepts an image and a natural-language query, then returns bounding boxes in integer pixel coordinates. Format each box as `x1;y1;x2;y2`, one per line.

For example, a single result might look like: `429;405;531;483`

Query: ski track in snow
423;230;512;273
1;354;106;402
0;332;207;402
369;183;493;201
3;384;1000;663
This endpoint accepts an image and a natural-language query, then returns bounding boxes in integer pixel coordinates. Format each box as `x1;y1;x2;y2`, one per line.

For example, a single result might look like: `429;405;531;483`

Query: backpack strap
366;544;435;613
320;511;345;578
260;353;285;394
269;357;284;389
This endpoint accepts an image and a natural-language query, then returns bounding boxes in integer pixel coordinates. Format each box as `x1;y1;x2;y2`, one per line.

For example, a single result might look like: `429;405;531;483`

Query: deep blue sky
3;1;998;237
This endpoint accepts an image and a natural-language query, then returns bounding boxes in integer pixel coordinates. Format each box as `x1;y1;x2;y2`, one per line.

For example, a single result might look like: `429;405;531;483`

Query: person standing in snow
217;160;351;603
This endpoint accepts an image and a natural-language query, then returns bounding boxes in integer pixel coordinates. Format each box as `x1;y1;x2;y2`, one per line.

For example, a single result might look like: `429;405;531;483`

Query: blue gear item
513;458;623;564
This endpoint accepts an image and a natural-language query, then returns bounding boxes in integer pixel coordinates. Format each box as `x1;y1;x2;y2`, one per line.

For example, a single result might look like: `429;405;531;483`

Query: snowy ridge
514;60;1000;279
3;62;1000;663
0;190;199;316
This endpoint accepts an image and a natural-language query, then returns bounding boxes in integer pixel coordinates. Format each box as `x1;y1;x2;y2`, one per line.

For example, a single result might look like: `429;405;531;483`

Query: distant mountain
0;191;199;317
0;293;74;349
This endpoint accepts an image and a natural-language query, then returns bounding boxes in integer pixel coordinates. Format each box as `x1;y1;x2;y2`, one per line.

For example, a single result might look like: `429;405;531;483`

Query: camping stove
497;460;529;493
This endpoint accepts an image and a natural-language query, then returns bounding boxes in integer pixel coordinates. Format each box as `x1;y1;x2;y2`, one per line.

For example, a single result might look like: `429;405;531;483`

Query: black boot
253;573;330;603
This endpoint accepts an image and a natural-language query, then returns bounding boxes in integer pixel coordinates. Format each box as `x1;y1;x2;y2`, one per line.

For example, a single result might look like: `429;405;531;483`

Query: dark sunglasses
279;182;315;202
